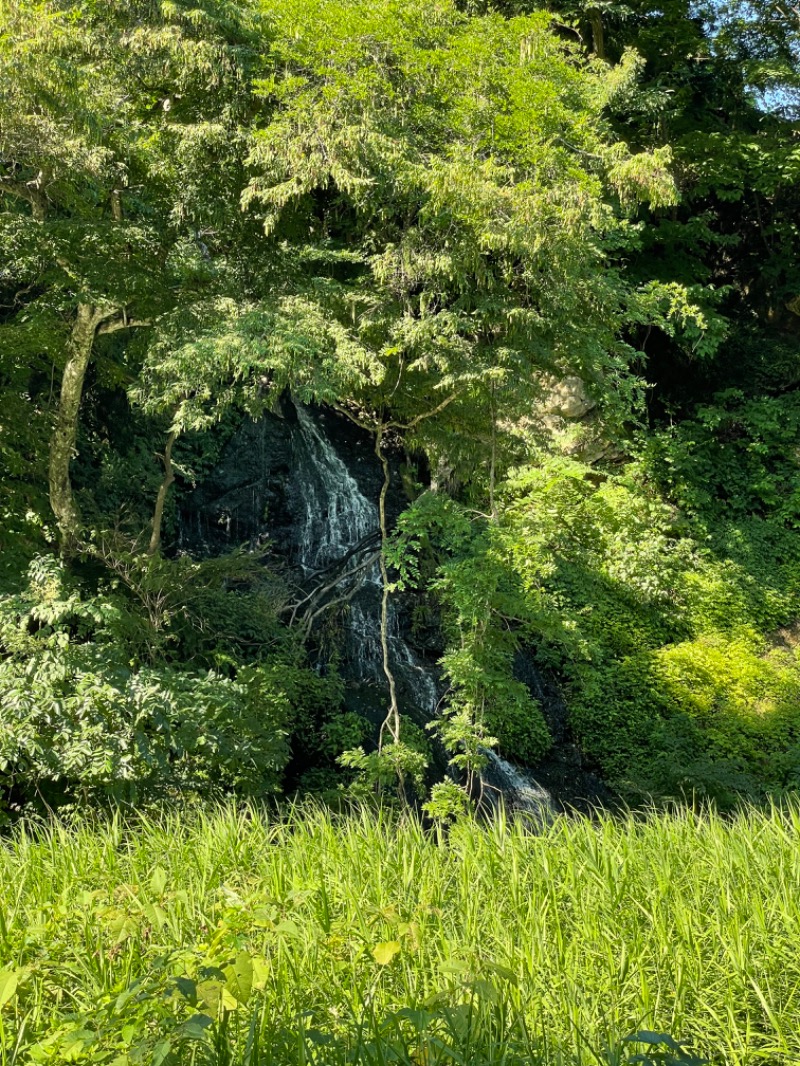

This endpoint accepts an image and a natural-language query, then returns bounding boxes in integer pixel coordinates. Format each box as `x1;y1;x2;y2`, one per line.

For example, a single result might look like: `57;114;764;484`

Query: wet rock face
176;402;396;558
176;407;296;555
177;401;439;708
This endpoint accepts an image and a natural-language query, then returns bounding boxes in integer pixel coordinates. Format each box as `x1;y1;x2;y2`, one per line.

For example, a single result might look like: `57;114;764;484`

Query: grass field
0;802;799;1065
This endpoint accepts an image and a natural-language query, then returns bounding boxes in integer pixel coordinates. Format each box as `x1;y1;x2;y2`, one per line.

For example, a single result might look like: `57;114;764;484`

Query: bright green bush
0;648;292;806
438;413;800;802
570;637;800;804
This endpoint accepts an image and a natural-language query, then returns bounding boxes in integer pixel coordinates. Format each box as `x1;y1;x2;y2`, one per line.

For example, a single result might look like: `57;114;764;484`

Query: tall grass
0;802;799;1065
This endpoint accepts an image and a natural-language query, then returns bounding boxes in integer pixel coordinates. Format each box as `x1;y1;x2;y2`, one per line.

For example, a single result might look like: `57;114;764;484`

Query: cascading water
291;405;438;715
178;400;556;815
293;406;376;573
481;751;553;820
178;401;607;816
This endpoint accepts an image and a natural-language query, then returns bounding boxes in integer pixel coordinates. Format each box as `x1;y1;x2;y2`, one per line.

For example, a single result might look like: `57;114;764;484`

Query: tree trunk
588;8;606;59
148;429;177;556
48;303;102;549
48;306;151;551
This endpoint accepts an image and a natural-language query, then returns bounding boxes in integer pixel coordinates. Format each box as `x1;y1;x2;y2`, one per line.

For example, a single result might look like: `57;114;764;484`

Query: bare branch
296;575;372;641
388;391;460;431
96;317;152;334
332;402;377;432
376;424;401;751
334;391;460;434
284;548;381;626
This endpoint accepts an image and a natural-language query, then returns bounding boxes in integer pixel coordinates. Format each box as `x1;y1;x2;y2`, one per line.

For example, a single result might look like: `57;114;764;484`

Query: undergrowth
0;802;798;1064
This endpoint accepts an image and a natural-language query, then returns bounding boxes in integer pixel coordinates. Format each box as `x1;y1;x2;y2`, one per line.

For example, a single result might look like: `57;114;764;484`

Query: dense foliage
1;0;799;813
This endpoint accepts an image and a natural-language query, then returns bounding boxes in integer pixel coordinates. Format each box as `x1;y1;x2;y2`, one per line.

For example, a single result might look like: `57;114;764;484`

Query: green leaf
0;967;19;1009
625;1032;685;1050
150;866;167;897
394;1007;436;1033
275;919;301;939
151;1040;172;1066
173;976;197;1003
197;979;238;1014
180;1014;213;1040
439;959;470;975
372;940;401;966
252;955;270;990
142;902;169;929
109;914;138;944
224;950;254;1005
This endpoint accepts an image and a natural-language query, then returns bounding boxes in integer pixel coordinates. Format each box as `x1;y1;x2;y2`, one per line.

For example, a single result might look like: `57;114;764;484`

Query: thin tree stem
148;428;177;556
375;424;401;751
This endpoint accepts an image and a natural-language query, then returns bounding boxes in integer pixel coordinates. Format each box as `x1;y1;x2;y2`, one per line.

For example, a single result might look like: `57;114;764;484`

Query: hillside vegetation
1;2;800;1060
1;0;799;813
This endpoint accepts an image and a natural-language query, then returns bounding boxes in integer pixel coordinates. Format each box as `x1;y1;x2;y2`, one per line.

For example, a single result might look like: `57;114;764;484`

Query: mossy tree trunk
48;304;104;549
588;8;606;59
48;306;150;551
148;428;177;556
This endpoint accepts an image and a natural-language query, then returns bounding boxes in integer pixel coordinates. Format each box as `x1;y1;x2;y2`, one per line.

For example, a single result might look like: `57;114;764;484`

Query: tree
532;0;800;390
0;0;269;548
134;0;716;782
140;0;704;474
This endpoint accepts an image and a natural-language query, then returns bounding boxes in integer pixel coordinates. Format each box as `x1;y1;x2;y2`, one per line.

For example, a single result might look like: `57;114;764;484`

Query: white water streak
293;406;437;712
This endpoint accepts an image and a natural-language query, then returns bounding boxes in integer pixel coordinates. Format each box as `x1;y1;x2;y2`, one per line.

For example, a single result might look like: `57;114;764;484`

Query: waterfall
178;401;597;815
291;405;438;715
177;400;559;812
290;404;553;817
293;406;377;572
481;751;553;820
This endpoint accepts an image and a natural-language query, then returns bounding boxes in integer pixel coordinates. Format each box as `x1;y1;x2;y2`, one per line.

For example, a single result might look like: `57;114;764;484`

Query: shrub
0;557;293;813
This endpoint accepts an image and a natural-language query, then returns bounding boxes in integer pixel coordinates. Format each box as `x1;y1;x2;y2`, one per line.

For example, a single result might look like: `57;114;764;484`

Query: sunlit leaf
150;866;168;897
151;1039;172;1066
372;940;401;966
224;950;254;1004
0;968;19;1010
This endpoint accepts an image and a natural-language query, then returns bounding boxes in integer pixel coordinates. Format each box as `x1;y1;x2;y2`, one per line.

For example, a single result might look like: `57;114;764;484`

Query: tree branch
375;424;401;752
96;317;152;334
332;402;378;432
335;391;460;435
388;390;460;431
284;548;381;626
148;428;177;556
0;175;47;219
